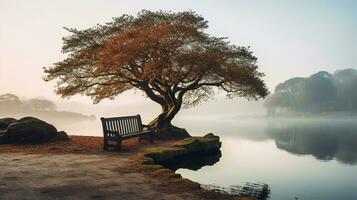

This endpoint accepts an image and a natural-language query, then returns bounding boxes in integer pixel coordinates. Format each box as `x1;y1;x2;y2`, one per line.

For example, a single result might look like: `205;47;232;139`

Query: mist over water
175;117;357;200
2;93;357;199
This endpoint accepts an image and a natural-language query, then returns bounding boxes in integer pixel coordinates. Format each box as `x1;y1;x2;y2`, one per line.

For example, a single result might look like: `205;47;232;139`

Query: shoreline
0;135;247;200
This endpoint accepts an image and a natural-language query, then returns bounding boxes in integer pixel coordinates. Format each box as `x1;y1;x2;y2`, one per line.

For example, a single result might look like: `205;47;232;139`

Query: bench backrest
100;115;143;137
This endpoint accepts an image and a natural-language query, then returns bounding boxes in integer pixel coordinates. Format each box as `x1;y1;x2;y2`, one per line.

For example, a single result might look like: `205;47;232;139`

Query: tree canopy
265;69;357;114
44;10;268;132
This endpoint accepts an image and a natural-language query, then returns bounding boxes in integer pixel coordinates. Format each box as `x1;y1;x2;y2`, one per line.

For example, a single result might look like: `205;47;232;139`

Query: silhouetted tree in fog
265;69;357;114
26;99;57;111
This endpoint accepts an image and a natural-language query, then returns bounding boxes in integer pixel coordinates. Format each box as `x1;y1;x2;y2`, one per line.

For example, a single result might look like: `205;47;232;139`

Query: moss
139;133;221;166
143;146;187;162
174;137;197;147
174;134;221;152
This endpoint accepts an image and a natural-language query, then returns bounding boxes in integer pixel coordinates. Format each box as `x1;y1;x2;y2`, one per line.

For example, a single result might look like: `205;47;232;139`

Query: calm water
173;118;357;200
55;117;357;200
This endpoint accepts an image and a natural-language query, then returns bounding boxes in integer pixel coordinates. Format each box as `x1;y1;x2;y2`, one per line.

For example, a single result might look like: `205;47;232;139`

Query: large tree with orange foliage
44;10;268;136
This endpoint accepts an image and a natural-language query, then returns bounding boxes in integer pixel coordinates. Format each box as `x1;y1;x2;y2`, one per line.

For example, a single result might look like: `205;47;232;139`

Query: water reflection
171;118;357;199
203;183;270;200
160;149;222;171
160;148;270;200
266;119;357;165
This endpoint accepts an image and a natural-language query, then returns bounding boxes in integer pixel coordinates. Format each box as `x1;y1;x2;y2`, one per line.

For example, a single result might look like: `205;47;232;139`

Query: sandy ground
0;153;204;200
0;136;233;200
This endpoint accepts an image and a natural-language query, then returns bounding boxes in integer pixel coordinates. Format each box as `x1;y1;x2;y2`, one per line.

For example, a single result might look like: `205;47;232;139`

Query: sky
0;0;356;110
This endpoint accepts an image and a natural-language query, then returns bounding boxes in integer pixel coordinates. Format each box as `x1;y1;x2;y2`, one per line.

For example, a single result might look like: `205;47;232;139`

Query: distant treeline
0;93;95;120
265;68;357;115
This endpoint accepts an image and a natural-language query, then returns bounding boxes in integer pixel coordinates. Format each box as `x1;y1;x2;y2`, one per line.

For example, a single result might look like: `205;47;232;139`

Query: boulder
143;133;221;163
153;125;191;139
1;117;68;144
52;131;69;141
174;133;221;152
143;147;187;162
0;118;17;130
0;130;7;144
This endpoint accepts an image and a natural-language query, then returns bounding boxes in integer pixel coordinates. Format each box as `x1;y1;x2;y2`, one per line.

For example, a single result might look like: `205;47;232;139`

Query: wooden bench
100;115;154;150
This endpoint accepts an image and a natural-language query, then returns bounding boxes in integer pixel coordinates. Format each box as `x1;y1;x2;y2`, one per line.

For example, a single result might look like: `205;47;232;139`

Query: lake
173;118;357;200
56;117;357;200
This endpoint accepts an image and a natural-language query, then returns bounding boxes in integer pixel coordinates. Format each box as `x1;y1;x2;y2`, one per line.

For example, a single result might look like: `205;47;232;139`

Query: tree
299;71;336;112
264;77;305;113
0;93;23;110
265;70;352;115
44;10;268;136
26;99;57;111
0;93;22;105
333;69;357;111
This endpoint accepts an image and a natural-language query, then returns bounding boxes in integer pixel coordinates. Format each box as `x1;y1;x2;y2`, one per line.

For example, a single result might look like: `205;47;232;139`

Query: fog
0;92;266;134
2;2;357;200
265;69;357;116
1;1;357;134
1;0;357;111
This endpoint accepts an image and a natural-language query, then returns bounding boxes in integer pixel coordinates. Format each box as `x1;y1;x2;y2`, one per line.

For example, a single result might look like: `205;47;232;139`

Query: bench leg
138;134;143;142
103;138;108;151
117;140;122;150
149;132;154;143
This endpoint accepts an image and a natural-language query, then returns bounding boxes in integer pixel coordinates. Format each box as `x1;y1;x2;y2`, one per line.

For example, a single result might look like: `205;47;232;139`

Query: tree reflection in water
160;149;270;199
266;119;357;165
159;149;222;171
202;183;270;200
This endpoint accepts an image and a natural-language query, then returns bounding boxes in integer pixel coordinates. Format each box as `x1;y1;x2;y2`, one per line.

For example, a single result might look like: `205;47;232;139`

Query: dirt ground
0;153;205;200
0;135;162;155
0;136;237;200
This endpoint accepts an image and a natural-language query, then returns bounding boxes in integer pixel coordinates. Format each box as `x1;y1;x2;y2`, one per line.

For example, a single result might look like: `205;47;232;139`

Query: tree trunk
148;102;190;139
140;83;191;139
149;103;178;129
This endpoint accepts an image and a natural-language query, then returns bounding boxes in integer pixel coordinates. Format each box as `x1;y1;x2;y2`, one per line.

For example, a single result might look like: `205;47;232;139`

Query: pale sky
1;0;356;106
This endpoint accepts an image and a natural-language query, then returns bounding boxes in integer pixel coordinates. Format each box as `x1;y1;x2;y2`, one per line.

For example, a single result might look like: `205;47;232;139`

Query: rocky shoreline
136;133;221;167
0;133;251;200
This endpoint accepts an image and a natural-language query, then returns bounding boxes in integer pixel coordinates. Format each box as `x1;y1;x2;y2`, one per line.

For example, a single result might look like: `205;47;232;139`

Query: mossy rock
143;146;187;162
153;126;191;139
174;133;221;152
141;133;221;164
